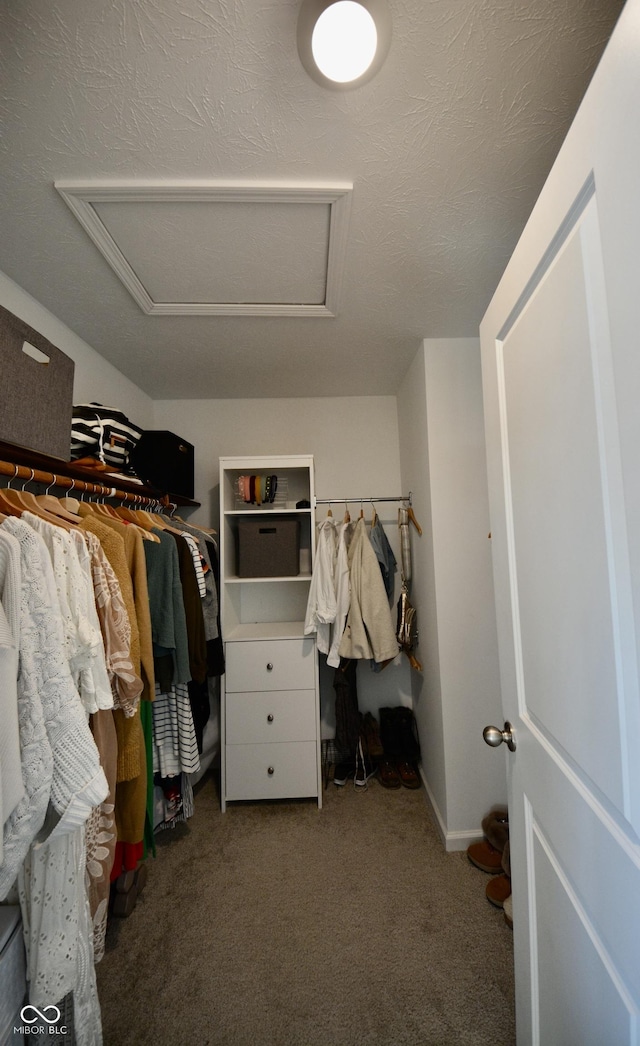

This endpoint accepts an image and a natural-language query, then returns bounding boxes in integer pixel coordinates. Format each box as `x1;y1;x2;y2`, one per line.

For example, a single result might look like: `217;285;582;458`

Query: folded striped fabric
70;403;143;472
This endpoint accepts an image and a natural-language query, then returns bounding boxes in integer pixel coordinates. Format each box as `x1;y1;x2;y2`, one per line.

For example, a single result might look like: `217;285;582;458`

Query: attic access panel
54;180;353;317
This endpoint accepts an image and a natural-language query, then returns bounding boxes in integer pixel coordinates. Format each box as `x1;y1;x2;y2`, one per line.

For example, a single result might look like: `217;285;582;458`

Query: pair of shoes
111;881;138;918
467;806;509;872
333;761;355;786
111;861;148;917
486;873;511;907
503;893;513;929
486;841;511;908
377;756;420;789
396;759;420;789
378;757;401;788
482;807;509;853
379;706;421;762
467;840;503;873
134;861;148;895
362;712;384;760
334;711;380;787
114;869;135;893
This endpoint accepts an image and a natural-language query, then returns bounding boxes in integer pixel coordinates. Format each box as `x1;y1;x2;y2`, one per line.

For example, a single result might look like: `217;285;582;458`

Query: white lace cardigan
0;526;53;899
1;518;108;1046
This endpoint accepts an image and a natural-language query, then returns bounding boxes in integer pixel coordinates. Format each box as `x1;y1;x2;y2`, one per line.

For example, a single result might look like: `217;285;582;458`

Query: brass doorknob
483;722;516;752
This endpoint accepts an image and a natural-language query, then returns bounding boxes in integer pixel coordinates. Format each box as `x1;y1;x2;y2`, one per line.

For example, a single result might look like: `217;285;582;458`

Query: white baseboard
419;767;483;853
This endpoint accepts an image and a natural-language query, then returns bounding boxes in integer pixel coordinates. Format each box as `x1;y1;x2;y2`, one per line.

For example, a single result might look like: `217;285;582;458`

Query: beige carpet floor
96;773;515;1046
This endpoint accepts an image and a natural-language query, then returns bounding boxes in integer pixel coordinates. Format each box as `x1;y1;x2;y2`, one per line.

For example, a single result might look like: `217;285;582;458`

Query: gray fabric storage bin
237;517;300;577
0;906;26;1044
0;304;75;461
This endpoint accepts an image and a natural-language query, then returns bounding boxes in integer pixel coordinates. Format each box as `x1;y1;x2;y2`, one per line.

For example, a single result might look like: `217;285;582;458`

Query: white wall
398;339;507;848
153;395;413;734
0;270;154;427
396;346;448;822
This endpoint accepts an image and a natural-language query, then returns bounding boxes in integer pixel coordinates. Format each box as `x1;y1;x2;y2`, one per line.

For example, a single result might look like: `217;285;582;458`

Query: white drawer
226;689;316;745
225;638;316;692
225;741;318;800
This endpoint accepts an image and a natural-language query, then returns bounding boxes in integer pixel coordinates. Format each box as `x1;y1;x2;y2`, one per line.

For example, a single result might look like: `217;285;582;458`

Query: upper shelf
0;440;200;507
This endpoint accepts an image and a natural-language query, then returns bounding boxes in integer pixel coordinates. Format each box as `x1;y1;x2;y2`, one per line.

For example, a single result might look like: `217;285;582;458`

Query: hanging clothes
333;658;360;765
326;520;351;669
0;525;54;900
78;505;154;878
144;525;200;828
0;472;222;1045
0;534;24;866
369;514;397;602
304;517;338;654
22;511;113;715
338;517;399;666
3;516;107;1046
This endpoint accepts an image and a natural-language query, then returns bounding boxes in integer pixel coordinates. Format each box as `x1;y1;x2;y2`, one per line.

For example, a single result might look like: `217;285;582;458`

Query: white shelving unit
219;455;321;811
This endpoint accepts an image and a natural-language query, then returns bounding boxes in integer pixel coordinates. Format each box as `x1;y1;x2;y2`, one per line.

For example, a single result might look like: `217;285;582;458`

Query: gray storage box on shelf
0;304;75;461
237;517;300;577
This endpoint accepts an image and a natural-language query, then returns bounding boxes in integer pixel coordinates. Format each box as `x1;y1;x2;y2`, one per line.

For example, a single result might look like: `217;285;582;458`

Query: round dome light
297;0;392;91
311;2;377;84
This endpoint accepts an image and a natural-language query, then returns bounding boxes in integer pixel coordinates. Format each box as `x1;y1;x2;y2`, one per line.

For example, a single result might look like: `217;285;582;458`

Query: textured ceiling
0;0;626;399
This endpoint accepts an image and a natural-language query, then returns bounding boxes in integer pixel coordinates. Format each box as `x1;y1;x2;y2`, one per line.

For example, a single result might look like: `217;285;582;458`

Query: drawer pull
267;714;274;722
266;662;274;671
267;766;275;776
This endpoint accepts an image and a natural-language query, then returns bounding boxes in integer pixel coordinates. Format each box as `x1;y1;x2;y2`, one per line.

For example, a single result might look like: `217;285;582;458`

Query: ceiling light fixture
297;0;391;90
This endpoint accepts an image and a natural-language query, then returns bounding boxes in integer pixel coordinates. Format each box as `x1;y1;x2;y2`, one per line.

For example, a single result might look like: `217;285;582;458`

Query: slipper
482;808;509;853
378;757;401;789
486;873;511;908
134;861;148;895
503;893;513;929
114;869;136;893
467;839;503;873
112;883;138;918
396;759;421;789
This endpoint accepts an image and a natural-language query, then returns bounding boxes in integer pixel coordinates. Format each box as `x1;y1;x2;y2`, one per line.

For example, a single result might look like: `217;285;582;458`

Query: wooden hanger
115;504;153;528
371;502;378;526
35;494;81;523
108;503;159;541
172;513;218;536
97;503;121;519
146;512;183;537
1;472;73;530
59;481;81;515
343;503;351;523
0;469;23;517
0;488;22;517
407;506;422;535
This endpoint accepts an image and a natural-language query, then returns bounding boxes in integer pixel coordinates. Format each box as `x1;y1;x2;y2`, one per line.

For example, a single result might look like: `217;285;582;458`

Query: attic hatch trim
54;179;353;317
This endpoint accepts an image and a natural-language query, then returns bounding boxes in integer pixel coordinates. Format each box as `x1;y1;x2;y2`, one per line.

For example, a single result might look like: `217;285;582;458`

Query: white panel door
480;3;640;1042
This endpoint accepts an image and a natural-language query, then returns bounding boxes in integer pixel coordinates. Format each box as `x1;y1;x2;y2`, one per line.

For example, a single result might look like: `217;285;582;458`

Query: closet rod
0;458;168;508
314;492;412;506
